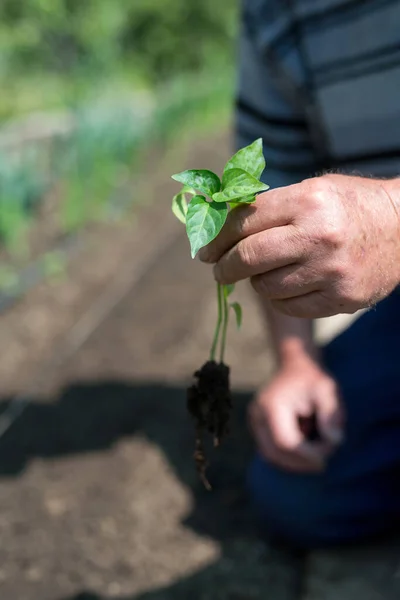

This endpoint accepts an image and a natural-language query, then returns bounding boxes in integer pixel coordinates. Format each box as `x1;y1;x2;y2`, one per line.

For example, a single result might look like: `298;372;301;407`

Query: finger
251;263;321;300
213;226;305;285
198;185;301;263
249;402;320;472
257;431;322;472
267;402;327;468
314;380;345;446
271;291;341;319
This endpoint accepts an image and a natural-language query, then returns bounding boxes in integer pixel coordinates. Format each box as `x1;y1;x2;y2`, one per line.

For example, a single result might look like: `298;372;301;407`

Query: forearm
259;297;319;366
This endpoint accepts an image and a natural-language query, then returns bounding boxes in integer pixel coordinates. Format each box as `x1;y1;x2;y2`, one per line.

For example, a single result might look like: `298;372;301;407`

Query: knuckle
318;377;337;398
319;219;344;249
297;180;345;251
275;436;294;453
325;259;347;280
311;175;333;197
300;176;330;209
236;240;256;268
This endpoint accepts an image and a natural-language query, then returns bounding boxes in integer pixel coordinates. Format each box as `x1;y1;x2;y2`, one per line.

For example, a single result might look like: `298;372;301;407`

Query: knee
247;454;326;548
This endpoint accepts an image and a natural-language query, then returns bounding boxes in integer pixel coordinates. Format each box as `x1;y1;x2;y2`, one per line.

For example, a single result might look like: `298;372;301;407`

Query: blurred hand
199;174;400;318
248;357;344;472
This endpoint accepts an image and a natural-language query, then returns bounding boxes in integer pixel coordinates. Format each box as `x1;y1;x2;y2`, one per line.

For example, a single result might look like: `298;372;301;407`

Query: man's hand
199;174;400;318
248;356;344;472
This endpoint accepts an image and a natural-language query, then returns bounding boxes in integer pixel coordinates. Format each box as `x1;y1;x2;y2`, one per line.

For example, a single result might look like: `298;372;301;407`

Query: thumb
314;378;344;446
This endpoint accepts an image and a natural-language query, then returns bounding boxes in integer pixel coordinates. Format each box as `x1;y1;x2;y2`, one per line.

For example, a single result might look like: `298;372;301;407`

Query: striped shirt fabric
237;0;400;188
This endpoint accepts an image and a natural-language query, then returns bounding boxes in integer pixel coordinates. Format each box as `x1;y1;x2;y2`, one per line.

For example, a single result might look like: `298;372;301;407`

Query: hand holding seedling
200;174;400;318
171;139;269;488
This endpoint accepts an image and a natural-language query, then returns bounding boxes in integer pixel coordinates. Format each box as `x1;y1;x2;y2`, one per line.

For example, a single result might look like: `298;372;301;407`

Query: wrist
382;177;400;212
380;177;400;288
278;336;321;370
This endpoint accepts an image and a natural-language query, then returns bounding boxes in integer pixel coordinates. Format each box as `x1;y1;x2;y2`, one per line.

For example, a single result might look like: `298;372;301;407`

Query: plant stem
219;285;229;363
210;282;223;362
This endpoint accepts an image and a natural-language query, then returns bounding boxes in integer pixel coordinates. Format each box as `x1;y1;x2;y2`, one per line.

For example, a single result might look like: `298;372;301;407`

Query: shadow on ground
0;380;303;600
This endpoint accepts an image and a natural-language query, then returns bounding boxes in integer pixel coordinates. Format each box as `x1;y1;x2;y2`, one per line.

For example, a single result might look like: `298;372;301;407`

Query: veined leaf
213;168;269;203
172;170;221;197
224;138;266;180
186;196;228;258
230;302;243;329
221;168;268;192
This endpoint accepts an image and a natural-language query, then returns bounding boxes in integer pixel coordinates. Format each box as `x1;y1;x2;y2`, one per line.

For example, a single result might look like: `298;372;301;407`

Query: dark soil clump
187;360;231;489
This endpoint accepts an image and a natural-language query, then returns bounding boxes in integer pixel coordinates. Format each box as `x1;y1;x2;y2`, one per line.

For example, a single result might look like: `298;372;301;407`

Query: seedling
171;139;269;488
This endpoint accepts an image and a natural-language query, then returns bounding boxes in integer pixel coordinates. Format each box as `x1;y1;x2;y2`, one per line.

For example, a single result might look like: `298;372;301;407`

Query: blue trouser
248;291;400;548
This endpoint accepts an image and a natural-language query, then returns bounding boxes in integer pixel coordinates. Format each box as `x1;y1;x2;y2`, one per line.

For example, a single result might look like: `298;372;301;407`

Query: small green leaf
181;186;197;196
230;302;243;329
186;196;228;258
241;195;256;203
172;192;188;224
229;196;256;210
222;168;268;192
224;138;266;180
172;170;221;197
223;283;235;298
213;168;269;203
171;187;197;224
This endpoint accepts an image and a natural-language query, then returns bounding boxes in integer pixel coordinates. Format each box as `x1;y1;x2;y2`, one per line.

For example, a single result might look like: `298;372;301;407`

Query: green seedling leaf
224;138;266;180
213;168;269;203
229;196;256;210
171;187;197;224
172;192;188;224
186;195;228;258
230;302;243;329
172;170;221;198
182;186;197;195
222;168;269;193
224;283;235;298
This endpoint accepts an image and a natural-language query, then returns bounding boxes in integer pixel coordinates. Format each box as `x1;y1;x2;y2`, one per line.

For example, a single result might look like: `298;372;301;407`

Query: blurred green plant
0;68;233;268
0;148;47;254
0;0;237;292
60;100;150;231
0;0;236;75
0;0;237;119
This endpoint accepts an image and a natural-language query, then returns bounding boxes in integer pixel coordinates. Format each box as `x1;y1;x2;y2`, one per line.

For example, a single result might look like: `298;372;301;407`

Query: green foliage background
0;0;238;291
0;0;238;119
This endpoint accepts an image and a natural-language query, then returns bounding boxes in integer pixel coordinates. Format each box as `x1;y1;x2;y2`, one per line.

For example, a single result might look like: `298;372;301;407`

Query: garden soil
0;133;399;600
